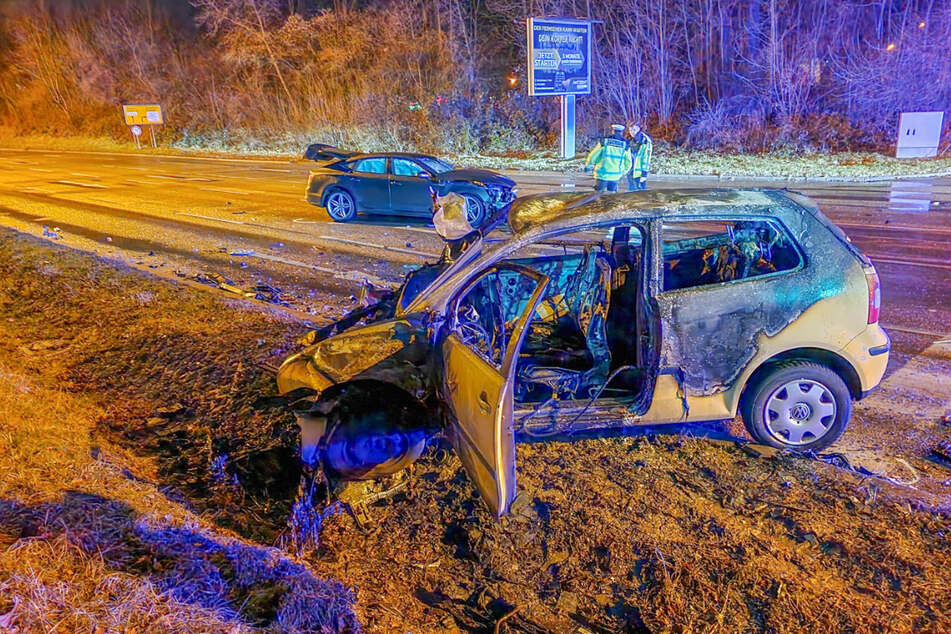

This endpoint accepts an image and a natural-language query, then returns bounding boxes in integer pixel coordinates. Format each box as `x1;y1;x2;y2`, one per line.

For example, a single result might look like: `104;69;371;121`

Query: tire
324;188;356;222
322;391;429;480
740;361;852;452
462;193;487;228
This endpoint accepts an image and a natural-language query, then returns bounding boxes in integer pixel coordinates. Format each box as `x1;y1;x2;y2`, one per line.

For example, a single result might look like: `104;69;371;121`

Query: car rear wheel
325;189;356;222
462;193;486;228
740;361;851;452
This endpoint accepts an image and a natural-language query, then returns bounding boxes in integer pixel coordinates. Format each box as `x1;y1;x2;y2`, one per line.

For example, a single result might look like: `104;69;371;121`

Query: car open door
440;264;549;516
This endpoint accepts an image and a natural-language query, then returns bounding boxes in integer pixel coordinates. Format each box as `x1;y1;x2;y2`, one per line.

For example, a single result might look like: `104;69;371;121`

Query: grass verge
0;233;357;632
2;129;950;180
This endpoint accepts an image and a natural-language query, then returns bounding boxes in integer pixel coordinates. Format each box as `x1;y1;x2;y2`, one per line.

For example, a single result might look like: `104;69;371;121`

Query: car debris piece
277;188;890;518
932;443;951;467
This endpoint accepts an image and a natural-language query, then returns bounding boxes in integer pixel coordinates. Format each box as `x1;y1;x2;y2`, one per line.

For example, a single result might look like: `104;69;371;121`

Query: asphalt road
0;147;948;339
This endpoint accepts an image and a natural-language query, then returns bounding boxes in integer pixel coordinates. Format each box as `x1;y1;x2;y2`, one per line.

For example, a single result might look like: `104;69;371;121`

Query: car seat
517;247;613;399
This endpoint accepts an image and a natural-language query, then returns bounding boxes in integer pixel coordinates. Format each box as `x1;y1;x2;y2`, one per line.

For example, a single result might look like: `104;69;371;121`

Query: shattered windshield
418;156;454;174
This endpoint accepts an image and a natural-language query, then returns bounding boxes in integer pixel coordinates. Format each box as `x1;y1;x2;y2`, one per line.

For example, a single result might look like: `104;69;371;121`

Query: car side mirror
417;171;432;179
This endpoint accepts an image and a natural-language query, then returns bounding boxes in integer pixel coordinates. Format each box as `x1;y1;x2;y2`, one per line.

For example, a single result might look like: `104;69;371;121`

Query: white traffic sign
130;125;142;137
896;111;944;158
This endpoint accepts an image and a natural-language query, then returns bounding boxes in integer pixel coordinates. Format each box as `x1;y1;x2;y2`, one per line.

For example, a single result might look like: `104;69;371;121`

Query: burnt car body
305;153;517;228
277;188;890;516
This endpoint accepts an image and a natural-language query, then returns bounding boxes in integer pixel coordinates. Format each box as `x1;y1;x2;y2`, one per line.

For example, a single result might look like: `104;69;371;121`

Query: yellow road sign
122;104;163;126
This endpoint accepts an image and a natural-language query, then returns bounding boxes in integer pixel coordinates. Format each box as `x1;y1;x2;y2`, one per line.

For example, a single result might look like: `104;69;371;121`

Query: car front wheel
462;193;487;228
740;361;852;452
325;189;356;222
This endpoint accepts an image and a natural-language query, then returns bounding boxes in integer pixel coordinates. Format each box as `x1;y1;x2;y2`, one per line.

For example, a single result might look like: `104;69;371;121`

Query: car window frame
390;157;428;178
655;213;806;296
352;156;389;175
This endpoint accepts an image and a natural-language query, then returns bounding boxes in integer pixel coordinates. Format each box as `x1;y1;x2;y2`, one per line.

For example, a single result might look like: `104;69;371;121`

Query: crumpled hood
276;318;427;395
437;168;515;188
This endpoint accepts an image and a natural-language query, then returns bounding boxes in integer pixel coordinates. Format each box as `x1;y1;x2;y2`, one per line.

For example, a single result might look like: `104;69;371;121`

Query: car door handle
478;391;492;414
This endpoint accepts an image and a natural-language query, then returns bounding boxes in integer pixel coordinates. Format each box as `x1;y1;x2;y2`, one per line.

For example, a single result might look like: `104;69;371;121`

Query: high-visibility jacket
630;131;653;176
585;135;633;182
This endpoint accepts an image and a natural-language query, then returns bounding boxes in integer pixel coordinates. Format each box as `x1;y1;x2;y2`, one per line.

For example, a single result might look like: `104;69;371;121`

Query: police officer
625;122;653;191
585;124;633;192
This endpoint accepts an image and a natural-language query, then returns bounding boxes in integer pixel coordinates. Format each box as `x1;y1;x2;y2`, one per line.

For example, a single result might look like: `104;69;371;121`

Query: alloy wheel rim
763;378;837;446
463;195;482;226
327;192;352;219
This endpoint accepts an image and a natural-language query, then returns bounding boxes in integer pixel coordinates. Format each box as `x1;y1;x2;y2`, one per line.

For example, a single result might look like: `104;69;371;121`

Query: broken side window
661;218;802;292
453;269;538;367
352;157;388;174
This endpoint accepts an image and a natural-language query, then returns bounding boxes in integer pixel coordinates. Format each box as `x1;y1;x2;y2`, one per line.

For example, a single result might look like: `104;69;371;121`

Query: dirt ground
1;229;949;632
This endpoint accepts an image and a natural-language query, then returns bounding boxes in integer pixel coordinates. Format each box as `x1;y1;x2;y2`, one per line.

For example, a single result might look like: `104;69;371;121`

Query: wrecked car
305;153;517;228
277;188;890;516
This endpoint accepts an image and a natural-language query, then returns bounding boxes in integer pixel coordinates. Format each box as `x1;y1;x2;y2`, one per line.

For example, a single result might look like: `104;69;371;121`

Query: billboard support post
561;95;576;159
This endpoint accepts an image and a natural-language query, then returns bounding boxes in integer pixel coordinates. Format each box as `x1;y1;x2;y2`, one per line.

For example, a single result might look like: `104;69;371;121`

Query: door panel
346;157;390;211
389;158;433;215
441;265;548;516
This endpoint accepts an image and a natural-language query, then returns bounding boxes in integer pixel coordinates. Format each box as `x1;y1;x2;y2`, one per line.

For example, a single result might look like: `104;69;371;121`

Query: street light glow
885;42;896;51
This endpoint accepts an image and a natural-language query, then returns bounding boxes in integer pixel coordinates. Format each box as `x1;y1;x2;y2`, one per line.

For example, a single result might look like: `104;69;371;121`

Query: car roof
340;152;440;161
507;188;794;234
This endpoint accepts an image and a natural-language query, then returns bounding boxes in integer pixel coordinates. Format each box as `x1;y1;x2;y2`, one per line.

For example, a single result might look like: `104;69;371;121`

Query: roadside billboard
122;104;164;126
526;18;592;97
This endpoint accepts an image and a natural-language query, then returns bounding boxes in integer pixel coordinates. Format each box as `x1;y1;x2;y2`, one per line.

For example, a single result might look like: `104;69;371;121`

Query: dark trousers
595;179;618;192
627;171;647;191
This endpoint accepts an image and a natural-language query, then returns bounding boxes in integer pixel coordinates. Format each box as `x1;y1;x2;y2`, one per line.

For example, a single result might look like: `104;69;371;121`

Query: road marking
21;187;56;194
317;234;436;258
258;167;290;173
52;180;108;189
177;211;248;226
292;217;321;224
71;172;101;179
28;167;55;173
399;225;437;234
838;222;951;237
249;252;392;287
882;323;951;339
146;173;215;182
199;186;270;196
867;254;951;271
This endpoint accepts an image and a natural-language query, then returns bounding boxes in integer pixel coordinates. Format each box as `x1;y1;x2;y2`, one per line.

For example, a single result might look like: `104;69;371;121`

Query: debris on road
41;225;61;239
932;442;951;467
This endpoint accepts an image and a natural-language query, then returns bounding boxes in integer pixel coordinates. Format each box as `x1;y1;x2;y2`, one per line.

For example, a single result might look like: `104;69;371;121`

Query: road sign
526;18;592;97
896;111;944;158
122;104;163;126
130;125;142;137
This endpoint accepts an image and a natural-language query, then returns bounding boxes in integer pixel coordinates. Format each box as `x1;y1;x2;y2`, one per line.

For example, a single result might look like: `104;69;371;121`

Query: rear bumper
306;191;322;206
841;323;890;395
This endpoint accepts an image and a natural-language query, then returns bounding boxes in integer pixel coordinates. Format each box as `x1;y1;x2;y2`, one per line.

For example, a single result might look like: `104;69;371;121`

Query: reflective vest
585;135;633;182
630;132;653;175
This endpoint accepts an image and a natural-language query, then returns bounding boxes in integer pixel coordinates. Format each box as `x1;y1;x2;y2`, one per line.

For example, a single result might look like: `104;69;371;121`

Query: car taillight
866;269;881;324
